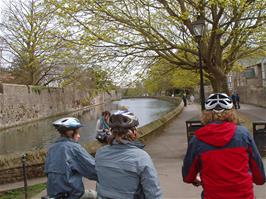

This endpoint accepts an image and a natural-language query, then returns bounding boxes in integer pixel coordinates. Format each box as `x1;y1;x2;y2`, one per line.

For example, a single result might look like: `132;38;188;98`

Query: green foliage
123;87;145;97
0;183;46;199
2;0;264;92
60;66;115;93
122;80;146;97
31;85;47;94
144;59;200;95
46;0;265;93
1;0;106;88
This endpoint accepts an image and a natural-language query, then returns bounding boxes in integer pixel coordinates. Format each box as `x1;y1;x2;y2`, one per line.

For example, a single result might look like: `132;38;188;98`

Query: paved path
1;103;265;198
238;104;266;121
145;103;266;199
144;104;202;198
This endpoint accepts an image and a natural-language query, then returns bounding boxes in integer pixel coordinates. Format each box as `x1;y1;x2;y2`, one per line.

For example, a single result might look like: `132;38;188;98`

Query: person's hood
112;139;145;149
195;122;236;147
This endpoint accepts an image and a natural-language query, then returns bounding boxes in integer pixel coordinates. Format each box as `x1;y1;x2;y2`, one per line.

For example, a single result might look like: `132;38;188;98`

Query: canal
0;98;175;156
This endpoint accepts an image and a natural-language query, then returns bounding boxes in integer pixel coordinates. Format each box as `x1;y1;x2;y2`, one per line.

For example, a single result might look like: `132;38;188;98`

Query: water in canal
0;98;175;156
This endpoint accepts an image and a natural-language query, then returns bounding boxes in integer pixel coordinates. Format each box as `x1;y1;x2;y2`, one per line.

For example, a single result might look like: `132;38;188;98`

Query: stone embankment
0;97;183;184
0;83;120;130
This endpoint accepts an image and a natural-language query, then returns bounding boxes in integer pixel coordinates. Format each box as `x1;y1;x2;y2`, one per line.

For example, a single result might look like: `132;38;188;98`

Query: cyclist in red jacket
182;93;265;199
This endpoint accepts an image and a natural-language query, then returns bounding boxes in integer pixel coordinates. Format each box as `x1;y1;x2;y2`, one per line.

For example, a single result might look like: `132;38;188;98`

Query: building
227;57;266;107
228;57;266;89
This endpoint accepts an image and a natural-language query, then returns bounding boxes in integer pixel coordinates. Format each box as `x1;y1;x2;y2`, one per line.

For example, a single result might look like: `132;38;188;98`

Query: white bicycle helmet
53;117;83;132
205;93;233;112
109;110;139;128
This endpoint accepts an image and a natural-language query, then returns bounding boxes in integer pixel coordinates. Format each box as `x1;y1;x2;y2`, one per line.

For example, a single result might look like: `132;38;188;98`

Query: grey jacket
95;140;162;199
44;137;97;199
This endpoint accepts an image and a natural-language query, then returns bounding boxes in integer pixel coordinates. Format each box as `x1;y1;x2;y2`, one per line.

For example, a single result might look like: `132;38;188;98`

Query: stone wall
0;83;120;129
237;86;266;108
0;97;183;185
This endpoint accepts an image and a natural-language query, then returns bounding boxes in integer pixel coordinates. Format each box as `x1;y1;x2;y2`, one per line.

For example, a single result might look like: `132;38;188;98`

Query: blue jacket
44;137;97;199
95;140;162;199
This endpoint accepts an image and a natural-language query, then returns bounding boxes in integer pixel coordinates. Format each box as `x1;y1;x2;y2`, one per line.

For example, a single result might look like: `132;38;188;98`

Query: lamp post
192;19;205;110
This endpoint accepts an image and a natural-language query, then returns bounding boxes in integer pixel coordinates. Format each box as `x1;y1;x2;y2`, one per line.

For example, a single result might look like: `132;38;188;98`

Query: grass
0;183;46;199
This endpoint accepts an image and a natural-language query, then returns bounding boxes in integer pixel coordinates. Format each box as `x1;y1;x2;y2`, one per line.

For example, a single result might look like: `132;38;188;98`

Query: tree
0;0;95;86
49;0;266;93
144;58;200;95
61;66;115;92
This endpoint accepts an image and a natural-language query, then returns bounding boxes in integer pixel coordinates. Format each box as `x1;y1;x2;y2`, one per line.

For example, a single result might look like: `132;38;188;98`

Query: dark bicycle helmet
53;117;83;132
109;110;139;128
205;93;233;112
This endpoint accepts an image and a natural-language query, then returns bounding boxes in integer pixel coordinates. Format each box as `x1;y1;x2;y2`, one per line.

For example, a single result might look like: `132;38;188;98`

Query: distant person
95;110;162;199
236;93;240;109
231;92;237;109
182;93;265;199
190;94;195;104
45;117;97;199
95;111;111;143
182;93;187;107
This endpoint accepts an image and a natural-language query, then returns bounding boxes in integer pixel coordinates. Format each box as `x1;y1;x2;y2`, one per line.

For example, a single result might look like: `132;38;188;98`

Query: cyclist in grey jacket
44;117;98;199
95;110;162;199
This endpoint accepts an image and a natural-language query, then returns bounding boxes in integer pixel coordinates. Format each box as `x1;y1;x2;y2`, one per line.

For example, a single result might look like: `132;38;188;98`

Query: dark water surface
0;98;175;156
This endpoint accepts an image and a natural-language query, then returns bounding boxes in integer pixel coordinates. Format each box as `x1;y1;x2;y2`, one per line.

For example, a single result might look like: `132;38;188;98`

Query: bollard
21;154;28;199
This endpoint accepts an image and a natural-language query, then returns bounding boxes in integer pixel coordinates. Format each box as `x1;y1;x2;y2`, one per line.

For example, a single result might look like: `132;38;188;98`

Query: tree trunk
204;36;229;94
208;72;229;94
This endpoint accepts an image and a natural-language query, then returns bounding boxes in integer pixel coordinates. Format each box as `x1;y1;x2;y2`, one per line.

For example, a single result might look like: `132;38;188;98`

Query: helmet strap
61;129;76;139
213;109;225;113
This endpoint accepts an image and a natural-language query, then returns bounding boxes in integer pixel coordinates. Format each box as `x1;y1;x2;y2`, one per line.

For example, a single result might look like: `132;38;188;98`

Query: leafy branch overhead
0;0;113;89
49;0;265;92
1;0;265;93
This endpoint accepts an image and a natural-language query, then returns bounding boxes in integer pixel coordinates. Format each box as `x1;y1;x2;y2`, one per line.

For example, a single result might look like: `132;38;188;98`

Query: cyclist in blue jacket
45;117;98;199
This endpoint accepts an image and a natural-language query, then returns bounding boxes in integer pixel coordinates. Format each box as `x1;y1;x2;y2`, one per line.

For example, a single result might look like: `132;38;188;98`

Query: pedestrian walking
231;92;237;109
182;93;265;199
182;94;187;107
190;94;195;104
236;93;240;109
95;110;162;199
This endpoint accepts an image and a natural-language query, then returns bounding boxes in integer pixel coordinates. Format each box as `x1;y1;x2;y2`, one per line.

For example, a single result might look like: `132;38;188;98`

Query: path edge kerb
0;97;183;185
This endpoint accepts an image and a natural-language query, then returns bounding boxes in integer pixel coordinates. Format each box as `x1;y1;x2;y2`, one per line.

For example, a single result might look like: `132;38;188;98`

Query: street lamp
192;19;205;110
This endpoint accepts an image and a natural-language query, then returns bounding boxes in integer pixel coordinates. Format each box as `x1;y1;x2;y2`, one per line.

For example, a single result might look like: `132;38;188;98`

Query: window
243;68;256;78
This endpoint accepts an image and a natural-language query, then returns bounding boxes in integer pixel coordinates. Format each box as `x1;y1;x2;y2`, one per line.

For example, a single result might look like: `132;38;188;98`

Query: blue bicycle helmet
53;117;83;132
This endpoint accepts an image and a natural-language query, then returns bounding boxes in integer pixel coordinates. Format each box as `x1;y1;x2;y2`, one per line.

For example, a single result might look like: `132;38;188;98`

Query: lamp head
192;19;205;37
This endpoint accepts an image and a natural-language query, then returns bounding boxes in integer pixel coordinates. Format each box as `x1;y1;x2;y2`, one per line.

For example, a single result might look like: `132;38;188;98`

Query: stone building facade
227;57;266;107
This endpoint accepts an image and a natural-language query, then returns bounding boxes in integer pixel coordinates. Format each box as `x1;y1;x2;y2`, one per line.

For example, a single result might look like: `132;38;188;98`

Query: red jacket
182;122;265;199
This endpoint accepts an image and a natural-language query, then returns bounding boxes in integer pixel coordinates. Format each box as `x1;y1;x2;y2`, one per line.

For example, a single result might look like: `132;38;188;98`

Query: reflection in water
0;98;174;156
113;98;174;126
